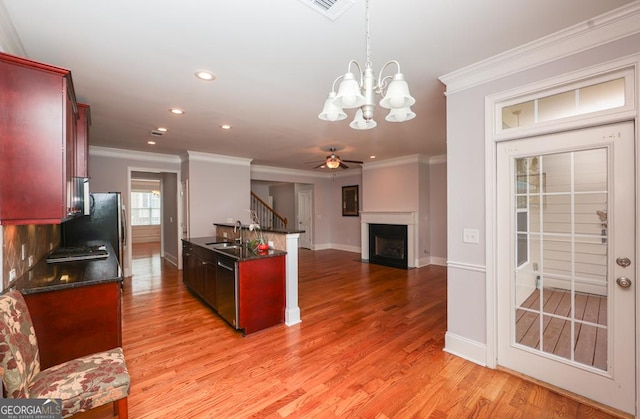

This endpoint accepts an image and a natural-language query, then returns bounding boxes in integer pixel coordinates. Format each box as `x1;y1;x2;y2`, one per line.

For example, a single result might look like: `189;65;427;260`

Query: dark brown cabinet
0;52;87;225
182;241;218;310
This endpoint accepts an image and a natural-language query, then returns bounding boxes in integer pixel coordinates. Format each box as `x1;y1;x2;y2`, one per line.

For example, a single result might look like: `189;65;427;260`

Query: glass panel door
496;122;635;414
514;149;608;370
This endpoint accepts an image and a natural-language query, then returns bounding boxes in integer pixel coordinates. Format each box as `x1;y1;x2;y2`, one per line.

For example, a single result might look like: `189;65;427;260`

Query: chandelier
318;0;415;130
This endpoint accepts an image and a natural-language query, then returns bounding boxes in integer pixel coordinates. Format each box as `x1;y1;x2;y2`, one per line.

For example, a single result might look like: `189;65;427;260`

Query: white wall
429;159;447;265
441;24;640;364
182;151;252;237
362;155;444;266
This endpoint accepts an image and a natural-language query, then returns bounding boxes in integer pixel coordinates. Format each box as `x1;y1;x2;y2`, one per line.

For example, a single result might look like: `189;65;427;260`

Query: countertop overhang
214;223;305;235
8;241;123;294
184;236;287;261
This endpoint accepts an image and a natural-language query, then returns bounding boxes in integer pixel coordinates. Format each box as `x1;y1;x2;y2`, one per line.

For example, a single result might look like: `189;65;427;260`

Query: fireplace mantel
360;211;418;268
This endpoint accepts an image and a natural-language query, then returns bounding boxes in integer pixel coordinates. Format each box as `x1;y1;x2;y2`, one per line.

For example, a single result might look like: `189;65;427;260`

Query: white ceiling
0;0;635;171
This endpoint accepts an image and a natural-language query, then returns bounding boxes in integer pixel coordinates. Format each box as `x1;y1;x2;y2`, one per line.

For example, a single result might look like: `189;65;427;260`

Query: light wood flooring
76;242;623;418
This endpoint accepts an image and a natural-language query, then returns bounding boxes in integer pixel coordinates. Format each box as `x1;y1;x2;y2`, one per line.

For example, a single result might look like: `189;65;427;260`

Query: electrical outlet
268;241;274;249
223;232;227;238
21;244;26;260
28;255;34;267
463;228;480;244
9;269;17;282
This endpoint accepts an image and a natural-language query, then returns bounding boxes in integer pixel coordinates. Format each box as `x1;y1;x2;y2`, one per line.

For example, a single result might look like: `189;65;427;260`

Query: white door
496;122;635;414
297;190;313;249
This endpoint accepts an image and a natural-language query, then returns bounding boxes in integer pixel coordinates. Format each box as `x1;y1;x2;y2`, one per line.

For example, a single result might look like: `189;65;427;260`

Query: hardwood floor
77;242;622;418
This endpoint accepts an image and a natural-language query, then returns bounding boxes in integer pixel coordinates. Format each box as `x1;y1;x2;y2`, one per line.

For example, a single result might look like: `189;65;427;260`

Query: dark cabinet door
201;251;218;310
182;243;196;288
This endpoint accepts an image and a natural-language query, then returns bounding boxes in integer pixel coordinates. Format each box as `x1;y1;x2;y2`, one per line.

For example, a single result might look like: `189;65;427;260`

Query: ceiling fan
307;147;364;169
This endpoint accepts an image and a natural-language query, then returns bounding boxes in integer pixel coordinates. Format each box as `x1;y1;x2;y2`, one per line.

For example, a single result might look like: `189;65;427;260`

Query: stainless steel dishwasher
216;255;238;328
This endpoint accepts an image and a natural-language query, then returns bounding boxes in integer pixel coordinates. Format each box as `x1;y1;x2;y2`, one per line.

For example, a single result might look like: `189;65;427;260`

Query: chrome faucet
233;220;243;245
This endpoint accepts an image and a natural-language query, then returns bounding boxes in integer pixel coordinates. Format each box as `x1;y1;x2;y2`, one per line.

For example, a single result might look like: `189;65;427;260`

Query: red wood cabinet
23;281;122;370
238;255;285;335
0;52;85;225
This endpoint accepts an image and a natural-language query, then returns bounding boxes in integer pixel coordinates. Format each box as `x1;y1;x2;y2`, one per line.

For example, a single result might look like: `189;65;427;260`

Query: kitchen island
8;242;123;369
182;237;286;335
214;223;303;327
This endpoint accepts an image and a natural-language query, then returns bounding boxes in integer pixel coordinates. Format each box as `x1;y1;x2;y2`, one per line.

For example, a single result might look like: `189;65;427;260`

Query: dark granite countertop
214;223;305;235
183;236;287;261
8;241;123;295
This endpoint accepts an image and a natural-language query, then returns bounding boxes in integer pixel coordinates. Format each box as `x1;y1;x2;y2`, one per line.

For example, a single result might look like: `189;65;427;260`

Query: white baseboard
444;332;487;367
430;256;447;267
164;252;178;267
330;243;361;253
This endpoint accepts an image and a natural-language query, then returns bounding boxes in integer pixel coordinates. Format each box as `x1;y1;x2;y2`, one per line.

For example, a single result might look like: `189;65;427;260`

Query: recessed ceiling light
147;140;156;145
370;155;376;159
169;108;184;115
157;127;168;132
220;124;232;130
195;70;216;81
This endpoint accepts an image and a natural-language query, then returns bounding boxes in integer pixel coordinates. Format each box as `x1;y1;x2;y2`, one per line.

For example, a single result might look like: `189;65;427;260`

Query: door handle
616;277;632;288
616;257;631;268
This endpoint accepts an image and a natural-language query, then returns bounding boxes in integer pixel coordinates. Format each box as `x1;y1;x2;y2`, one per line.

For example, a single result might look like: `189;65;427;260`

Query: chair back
0;290;41;397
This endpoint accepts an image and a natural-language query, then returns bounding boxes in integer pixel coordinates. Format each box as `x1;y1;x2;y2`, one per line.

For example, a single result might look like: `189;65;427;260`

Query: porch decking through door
516;288;607;370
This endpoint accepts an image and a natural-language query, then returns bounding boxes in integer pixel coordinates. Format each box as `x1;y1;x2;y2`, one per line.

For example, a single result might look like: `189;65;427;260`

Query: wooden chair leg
114;397;128;419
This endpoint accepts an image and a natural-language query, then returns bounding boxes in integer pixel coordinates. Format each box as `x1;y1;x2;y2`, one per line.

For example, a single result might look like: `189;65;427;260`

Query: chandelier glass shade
318;0;415;130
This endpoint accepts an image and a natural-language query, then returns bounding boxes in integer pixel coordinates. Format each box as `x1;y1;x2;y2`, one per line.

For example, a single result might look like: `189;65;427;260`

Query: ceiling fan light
385;107;416;122
334;72;366;109
318;92;347;121
326;158;341;169
379;73;415;109
350;108;377;130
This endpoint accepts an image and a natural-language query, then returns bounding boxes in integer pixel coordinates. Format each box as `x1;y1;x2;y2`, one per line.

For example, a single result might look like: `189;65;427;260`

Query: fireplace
369;224;408;269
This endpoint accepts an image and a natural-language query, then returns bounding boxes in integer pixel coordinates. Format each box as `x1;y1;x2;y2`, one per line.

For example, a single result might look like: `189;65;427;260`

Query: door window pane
514;148;608;370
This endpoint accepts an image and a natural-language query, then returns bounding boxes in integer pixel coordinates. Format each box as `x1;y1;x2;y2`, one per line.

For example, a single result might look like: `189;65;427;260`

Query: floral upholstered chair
0;290;130;418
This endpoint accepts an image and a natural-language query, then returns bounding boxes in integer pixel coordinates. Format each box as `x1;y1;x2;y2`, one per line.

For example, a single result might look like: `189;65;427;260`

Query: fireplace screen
369;224;408;269
374;236;405;259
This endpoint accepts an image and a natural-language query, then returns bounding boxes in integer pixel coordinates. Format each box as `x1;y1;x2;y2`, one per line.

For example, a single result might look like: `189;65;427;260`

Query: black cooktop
46;245;109;263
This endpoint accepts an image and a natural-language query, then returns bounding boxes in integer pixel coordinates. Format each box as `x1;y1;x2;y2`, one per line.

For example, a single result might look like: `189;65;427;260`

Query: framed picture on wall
342;185;359;216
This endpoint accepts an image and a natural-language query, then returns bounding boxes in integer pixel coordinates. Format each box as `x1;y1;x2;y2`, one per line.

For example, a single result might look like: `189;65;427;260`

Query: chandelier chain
365;0;372;69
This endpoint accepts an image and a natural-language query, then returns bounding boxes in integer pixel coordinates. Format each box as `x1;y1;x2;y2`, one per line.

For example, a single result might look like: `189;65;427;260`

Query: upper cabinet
0;52;89;225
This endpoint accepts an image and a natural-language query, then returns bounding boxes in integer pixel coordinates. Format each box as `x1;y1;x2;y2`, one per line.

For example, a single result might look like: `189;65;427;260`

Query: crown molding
363;154;430;170
439;2;640;94
429;154;447;164
0;2;26;55
182;150;252;166
251;164;361;179
90;146;181;164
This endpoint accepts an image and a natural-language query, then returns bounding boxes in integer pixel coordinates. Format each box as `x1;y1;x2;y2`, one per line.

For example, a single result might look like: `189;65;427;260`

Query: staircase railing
250;192;288;230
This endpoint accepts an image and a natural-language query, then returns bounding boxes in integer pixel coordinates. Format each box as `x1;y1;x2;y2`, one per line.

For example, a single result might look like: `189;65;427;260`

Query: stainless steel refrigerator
61;192;126;264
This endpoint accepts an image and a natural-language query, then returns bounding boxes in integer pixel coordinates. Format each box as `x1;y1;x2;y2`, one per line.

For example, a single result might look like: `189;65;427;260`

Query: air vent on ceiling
298;0;355;21
150;130;164;137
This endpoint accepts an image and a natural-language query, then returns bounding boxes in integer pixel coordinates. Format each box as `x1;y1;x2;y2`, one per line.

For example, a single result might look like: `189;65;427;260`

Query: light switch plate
463;228;480;244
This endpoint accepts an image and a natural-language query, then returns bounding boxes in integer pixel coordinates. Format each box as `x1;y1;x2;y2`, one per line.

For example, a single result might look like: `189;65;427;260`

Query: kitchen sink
208;242;240;249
